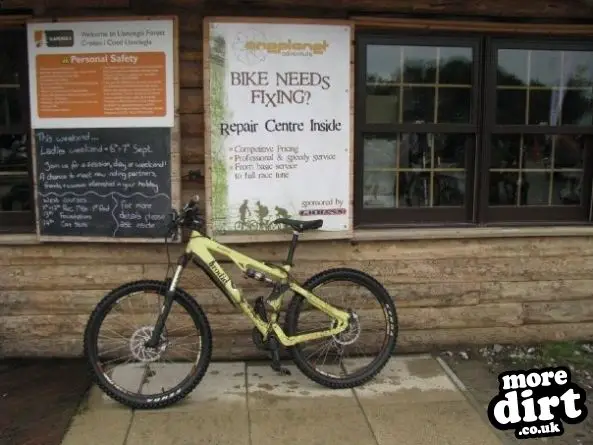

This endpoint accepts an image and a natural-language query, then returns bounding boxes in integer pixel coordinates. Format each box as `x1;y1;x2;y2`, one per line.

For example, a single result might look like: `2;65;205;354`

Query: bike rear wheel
83;280;212;409
284;268;398;388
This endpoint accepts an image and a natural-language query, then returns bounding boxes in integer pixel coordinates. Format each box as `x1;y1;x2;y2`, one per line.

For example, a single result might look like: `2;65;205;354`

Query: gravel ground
441;341;593;445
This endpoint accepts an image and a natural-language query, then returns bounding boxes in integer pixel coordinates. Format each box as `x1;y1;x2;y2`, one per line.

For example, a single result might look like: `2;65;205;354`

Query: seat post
284;231;300;266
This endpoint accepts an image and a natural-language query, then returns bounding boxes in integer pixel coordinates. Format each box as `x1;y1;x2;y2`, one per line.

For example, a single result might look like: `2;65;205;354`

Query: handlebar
165;169;204;240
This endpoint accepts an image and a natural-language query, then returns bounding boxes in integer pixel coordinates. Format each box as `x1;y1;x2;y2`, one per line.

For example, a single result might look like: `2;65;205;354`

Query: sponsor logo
487;366;588;439
34;29;74;48
243;38;329;56
299;208;346;216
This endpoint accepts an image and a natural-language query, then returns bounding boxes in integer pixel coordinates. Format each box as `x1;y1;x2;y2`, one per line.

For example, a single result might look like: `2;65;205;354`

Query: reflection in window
363;134;470;208
496;49;593;126
365;45;473;124
489;134;586;206
0;30;32;228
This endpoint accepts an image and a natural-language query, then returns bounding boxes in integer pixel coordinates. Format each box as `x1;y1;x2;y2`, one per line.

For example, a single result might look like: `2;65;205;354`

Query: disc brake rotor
129;326;168;362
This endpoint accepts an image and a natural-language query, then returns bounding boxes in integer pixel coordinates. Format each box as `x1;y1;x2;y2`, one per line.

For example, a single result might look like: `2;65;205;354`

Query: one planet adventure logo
231;28;329;66
487;366;588;439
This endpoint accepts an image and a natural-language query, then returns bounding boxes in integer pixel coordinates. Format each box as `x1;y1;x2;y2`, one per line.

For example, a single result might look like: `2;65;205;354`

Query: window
0;27;34;233
355;33;593;227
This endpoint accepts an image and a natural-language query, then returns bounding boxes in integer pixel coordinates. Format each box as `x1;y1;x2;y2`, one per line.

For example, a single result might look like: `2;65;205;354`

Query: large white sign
26;19;175;128
207;20;352;235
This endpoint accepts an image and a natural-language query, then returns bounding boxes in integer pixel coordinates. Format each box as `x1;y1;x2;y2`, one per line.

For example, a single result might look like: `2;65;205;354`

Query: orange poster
35;52;166;119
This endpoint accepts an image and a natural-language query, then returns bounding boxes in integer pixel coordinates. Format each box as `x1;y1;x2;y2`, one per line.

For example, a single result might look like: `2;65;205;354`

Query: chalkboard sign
34;127;173;239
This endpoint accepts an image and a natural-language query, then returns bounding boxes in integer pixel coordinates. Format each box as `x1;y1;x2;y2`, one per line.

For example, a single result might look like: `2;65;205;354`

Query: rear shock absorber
244;268;274;285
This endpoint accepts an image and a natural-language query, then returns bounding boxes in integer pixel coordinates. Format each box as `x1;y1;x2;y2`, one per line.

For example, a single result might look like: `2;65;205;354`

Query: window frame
0;26;35;233
354;30;593;229
479;36;593;225
354;32;482;228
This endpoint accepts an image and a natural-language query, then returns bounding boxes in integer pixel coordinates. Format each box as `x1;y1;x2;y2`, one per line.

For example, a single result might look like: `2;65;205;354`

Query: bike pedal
267;335;291;376
270;361;291;376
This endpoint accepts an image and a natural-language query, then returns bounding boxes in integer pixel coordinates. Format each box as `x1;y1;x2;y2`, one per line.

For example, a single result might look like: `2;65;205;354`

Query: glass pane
403;46;437;84
439;47;473;85
496;90;527;125
0;133;28;170
0;89;23;128
363;133;469;209
438;88;471;123
364;133;473;208
498;49;528;85
561;88;593;126
497;48;593;126
366;84;400;124
564;51;593;87
554;134;585;169
0;176;31;211
530;50;562;87
366;45;401;124
402;87;434;122
365;43;473;124
489;134;586;207
0;40;21;85
363;137;398;208
554;172;583;205
521;172;551;205
434;172;466;206
529;89;553;125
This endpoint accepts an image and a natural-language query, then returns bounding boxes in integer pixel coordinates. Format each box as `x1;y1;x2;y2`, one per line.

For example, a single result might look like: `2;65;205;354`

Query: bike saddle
273;218;323;232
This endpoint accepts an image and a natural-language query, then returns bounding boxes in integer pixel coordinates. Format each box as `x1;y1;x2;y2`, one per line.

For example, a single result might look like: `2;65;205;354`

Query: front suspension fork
145;254;189;348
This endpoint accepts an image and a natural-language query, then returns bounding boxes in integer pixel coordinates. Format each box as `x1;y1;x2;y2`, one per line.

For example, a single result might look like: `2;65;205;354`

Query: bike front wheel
284;268;398;389
83;280;212;409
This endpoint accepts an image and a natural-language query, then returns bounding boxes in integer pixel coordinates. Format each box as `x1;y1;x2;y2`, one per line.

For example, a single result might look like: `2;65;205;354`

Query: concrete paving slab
246;362;358;411
148;361;247;412
127;409;250;445
60;408;132;445
85;363;145;411
346;356;465;406
250;405;377;445
112;363;146;393
362;400;504;445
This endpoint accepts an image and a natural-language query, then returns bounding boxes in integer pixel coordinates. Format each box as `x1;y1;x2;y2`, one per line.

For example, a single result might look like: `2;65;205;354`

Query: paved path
61;355;507;445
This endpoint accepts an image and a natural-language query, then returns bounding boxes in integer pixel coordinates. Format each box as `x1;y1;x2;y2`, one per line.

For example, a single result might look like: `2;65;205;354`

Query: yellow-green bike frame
161;230;351;347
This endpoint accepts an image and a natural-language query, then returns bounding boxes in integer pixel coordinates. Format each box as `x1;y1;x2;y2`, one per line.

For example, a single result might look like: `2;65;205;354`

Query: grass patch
538;341;593;368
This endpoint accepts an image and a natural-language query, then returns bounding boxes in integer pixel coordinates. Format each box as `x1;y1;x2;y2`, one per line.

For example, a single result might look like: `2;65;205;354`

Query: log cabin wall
2;0;593;359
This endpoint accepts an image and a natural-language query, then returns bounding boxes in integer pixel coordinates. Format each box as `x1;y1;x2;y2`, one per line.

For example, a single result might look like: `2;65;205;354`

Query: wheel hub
332;312;361;346
129;326;168;362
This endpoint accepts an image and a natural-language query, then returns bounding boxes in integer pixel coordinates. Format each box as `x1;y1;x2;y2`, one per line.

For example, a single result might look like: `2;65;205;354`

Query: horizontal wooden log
481;280;593;303
6;236;593;266
4;254;593;289
180;113;204;136
523;300;593;324
0;281;479;317
5;322;593;359
201;0;591;18
180;61;201;88
4;278;592;320
179;88;203;114
180;136;204;164
0;300;522;344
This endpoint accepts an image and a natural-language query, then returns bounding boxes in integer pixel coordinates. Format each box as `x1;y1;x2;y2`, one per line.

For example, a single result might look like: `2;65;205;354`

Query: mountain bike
83;173;399;410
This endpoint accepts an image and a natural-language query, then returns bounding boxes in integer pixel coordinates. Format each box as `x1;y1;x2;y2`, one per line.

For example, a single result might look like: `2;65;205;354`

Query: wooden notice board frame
26;15;181;243
203;16;354;244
